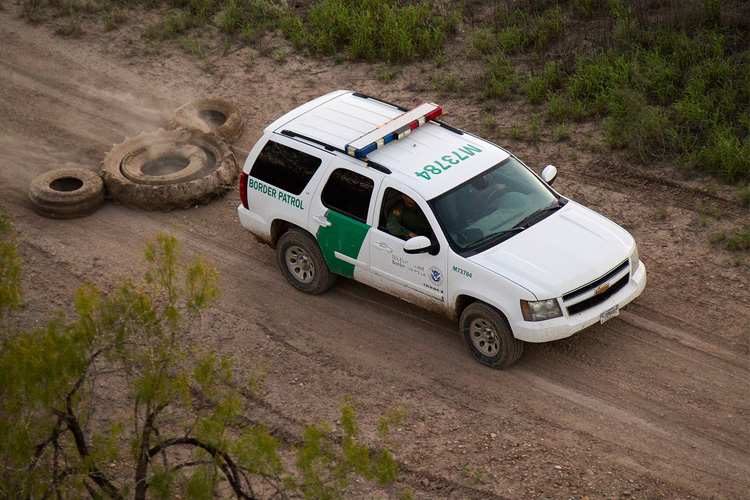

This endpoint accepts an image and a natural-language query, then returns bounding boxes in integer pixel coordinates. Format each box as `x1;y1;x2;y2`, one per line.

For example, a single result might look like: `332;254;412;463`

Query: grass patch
737;184;750;207
293;0;458;62
710;224;750;252
145;9;191;40
102;6;126;31
481;53;515;100
471;4;565;56
55;12;84;38
472;0;749;185
218;0;289;41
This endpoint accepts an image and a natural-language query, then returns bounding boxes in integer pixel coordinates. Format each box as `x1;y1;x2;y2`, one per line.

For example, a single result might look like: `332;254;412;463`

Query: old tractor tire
101;128;238;211
28;168;104;219
169;98;244;144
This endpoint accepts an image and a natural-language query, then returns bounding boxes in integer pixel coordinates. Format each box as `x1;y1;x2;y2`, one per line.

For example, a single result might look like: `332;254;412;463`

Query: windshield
430;157;559;253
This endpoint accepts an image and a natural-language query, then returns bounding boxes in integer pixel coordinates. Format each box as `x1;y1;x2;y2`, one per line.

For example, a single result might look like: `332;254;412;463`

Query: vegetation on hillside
16;0;750;186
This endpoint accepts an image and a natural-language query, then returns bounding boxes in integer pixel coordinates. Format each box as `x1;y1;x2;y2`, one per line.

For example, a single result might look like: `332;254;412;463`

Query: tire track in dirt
620;304;747;370
580;161;749;222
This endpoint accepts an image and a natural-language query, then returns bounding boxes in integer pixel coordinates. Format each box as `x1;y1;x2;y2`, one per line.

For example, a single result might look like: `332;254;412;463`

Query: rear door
308;162;382;280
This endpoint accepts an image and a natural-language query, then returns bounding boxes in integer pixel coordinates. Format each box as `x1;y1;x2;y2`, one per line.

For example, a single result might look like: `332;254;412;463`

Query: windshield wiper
513;200;564;229
469;226;527;248
466;201;566;250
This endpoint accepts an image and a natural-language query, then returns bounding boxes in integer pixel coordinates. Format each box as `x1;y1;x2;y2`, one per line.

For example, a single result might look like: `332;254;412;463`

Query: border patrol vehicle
238;90;647;368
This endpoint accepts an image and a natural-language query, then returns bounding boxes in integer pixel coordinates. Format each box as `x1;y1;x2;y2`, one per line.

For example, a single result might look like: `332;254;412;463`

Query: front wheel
460;302;523;368
276;229;336;295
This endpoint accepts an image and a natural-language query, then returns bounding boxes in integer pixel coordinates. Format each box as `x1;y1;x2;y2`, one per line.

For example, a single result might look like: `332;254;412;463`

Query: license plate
600;305;619;324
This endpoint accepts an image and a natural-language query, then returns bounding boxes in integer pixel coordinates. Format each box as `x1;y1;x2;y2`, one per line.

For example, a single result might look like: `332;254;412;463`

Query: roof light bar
345;102;442;158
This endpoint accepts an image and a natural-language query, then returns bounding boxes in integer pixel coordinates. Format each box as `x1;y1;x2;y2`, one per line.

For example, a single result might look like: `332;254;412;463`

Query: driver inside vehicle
387;194;432;240
454;175;508;224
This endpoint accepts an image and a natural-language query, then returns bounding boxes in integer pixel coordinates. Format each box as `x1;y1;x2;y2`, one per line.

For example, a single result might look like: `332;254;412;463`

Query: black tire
276;229;336;295
101;128;238;211
459;302;524;368
169;99;244;144
28;168;104;219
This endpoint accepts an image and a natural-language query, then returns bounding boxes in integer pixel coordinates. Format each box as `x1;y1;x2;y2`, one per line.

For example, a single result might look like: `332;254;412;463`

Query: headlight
631;245;640;275
521;299;563;322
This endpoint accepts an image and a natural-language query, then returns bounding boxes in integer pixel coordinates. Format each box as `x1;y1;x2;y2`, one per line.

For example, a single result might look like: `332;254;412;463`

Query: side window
250;140;322;195
379;188;432;240
378;188;403;230
321;169;374;223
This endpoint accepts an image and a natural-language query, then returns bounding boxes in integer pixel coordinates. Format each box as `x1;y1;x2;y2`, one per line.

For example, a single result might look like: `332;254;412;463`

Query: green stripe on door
317;210;370;277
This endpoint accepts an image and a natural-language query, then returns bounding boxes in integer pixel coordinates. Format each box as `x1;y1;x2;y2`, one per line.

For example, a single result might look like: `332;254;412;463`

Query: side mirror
541;165;558;185
404;235;439;255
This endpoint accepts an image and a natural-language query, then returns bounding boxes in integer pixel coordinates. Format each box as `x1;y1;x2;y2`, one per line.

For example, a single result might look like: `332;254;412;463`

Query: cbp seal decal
429;266;443;286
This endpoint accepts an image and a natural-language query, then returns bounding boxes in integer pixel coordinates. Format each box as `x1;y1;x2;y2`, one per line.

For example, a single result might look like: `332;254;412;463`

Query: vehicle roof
267;90;510;200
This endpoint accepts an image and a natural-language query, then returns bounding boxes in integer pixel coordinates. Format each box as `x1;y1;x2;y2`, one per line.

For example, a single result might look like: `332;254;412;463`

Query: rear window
250;140;322;195
321;169;374;223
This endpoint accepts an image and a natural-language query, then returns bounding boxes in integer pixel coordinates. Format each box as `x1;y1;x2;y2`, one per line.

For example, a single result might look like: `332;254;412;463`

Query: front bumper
511;261;647;343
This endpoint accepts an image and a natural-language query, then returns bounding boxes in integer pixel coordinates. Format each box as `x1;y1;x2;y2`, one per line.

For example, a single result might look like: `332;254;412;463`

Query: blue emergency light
345;102;442;158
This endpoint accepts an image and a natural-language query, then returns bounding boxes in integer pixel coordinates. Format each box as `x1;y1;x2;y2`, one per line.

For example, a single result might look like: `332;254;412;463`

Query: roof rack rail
366;161;391;174
352;92;409;112
280;129;391;175
280;130;344;154
434;120;464;135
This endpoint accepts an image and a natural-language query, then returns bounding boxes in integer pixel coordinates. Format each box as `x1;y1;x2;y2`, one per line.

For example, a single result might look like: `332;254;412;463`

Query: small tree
0;229;400;499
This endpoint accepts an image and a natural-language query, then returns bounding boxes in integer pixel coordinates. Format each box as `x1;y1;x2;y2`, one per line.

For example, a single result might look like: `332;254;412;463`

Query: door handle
312;215;331;227
374;242;393;253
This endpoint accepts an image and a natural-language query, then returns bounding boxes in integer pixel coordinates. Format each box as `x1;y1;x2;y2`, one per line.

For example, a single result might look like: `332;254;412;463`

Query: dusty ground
1;4;749;499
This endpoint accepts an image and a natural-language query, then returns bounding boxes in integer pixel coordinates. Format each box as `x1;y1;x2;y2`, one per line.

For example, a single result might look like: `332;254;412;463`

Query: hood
469;201;635;299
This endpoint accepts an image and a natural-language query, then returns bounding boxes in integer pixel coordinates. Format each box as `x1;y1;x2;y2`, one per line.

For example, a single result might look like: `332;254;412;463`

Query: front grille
566;274;629;316
563;260;629;302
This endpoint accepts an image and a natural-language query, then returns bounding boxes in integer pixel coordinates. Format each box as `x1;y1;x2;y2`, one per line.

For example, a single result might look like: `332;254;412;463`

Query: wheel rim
469;318;500;357
285;245;315;283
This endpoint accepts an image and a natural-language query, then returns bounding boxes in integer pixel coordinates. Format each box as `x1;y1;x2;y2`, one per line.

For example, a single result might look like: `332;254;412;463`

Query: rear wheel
276;229;336;294
460;302;523;368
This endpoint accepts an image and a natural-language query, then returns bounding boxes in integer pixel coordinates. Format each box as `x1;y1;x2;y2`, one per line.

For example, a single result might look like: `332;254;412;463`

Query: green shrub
470;27;496;56
218;0;289;40
297;0;457;62
692;127;750;183
481;53;515;100
521;62;562;104
547;92;585;123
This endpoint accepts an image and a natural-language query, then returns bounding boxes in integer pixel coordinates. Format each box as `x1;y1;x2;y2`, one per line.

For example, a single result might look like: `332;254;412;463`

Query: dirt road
1;9;748;499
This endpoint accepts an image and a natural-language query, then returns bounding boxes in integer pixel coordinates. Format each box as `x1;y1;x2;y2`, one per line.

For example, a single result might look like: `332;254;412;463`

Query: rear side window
321;169;374;223
250;140;322;195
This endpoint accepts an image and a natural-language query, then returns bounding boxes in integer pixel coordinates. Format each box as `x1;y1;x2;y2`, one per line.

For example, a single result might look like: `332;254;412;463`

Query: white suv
238;90;647;368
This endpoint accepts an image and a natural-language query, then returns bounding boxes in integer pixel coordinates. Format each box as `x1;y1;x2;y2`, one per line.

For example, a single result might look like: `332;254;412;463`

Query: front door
368;186;448;311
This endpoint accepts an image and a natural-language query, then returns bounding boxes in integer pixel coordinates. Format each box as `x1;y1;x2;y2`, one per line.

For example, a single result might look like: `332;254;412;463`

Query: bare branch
54;409;122;500
148;437;258;500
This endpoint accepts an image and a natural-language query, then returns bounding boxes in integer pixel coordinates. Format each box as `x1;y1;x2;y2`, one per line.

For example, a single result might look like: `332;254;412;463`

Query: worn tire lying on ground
29;168;105;219
169;98;244;143
101;128;238;211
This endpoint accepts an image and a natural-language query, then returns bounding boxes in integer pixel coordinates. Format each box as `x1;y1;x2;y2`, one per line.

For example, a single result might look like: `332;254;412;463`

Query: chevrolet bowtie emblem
595;283;610;295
